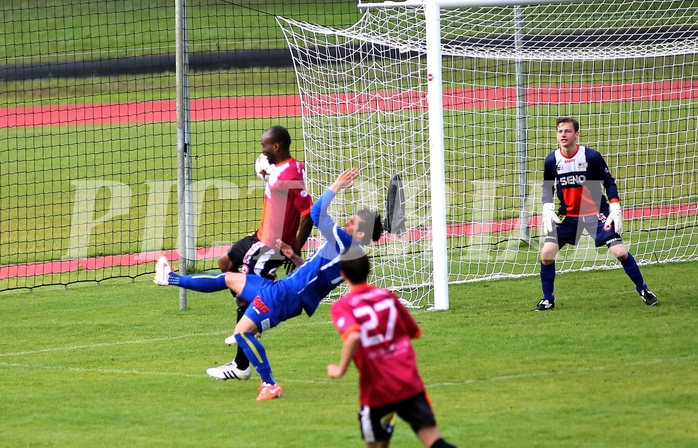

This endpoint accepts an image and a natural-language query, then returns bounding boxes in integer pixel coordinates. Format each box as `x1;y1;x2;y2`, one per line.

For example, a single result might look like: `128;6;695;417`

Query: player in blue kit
154;168;383;400
536;117;658;311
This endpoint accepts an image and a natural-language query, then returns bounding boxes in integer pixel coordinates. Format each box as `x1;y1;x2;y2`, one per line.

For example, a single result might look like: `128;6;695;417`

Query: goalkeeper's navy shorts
545;214;622;249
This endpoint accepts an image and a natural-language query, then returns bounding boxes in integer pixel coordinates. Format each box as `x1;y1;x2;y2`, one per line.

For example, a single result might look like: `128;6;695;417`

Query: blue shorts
238;275;303;333
545;215;622;249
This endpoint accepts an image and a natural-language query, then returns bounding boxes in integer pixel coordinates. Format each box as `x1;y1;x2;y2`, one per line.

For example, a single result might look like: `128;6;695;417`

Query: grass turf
1;261;696;447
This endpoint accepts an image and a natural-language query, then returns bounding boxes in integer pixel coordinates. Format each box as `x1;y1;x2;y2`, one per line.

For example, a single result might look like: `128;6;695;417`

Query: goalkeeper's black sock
234;303;250;370
540;262;556;301
621;252;646;292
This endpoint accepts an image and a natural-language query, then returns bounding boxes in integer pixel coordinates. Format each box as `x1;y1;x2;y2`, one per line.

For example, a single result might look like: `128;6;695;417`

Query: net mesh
279;0;698;307
0;1;362;291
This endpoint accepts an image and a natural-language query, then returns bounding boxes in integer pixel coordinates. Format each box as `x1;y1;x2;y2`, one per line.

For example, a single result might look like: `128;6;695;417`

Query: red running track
2;81;697;277
1;202;696;279
2;80;698;127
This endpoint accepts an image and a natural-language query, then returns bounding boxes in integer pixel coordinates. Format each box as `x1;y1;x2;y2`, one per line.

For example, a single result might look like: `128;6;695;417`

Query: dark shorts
238;275;303;333
545;215;623;249
357;391;436;443
226;233;285;279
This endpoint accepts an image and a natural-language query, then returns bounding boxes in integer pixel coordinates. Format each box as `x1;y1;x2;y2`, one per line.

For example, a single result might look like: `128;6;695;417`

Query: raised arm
329;167;359;193
310;168;360;239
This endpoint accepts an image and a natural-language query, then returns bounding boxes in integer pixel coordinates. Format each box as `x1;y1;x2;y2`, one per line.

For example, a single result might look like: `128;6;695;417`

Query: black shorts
225;233;285;280
357;391;436;443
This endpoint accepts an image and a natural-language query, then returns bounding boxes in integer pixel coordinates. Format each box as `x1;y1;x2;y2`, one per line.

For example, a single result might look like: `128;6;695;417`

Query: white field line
0;355;694;388
0;331;227;357
0;360;339;385
0;361;204;379
0;318;694;388
426;355;697;388
0;318;349;358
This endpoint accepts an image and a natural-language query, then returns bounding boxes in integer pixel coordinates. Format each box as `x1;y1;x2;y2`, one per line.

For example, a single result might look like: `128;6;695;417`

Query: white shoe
206;361;251;381
224;332;261;345
154;256;171;286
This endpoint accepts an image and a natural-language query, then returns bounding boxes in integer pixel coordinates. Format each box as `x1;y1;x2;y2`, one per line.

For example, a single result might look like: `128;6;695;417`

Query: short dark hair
339;245;370;285
267;125;292;149
557;117;579;132
356;209;383;244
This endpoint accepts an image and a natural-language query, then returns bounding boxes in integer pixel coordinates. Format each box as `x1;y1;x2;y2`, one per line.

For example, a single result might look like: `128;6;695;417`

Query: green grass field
2;3;698;445
0;263;698;447
1;262;697;447
0;1;361;62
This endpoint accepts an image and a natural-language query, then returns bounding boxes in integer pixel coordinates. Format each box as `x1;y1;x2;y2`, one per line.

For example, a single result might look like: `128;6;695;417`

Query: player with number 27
328;245;458;448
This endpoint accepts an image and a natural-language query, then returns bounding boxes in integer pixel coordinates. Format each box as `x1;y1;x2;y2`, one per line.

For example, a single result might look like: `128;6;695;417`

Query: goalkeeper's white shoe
154;256;171;286
206;360;251;381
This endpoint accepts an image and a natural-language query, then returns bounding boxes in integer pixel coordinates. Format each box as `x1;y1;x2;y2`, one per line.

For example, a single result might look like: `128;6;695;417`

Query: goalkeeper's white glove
542;203;561;235
604;202;623;234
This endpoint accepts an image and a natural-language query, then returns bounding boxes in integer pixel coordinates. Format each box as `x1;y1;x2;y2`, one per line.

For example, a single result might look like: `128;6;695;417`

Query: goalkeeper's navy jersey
542;145;619;217
276;188;361;317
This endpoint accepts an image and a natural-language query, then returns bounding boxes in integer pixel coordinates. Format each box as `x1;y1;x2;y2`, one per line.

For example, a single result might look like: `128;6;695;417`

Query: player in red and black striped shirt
215;125;313;379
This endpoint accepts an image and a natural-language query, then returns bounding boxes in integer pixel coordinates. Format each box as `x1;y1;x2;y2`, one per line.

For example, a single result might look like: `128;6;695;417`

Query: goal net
278;0;698;308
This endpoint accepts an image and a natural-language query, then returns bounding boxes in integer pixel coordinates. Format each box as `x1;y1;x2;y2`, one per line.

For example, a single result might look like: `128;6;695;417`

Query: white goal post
278;0;698;309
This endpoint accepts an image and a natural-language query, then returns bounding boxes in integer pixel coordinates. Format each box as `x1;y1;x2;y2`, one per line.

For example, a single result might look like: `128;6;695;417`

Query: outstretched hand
276;239;295;258
330;168;359;193
276;239;304;270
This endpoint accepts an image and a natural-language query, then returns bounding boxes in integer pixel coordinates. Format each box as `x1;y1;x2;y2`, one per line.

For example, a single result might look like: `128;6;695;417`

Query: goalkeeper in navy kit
535;117;658;311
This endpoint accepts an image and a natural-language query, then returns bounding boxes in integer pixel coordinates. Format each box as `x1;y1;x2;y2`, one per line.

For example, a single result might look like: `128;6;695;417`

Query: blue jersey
267;188;359;317
542;145;619;217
